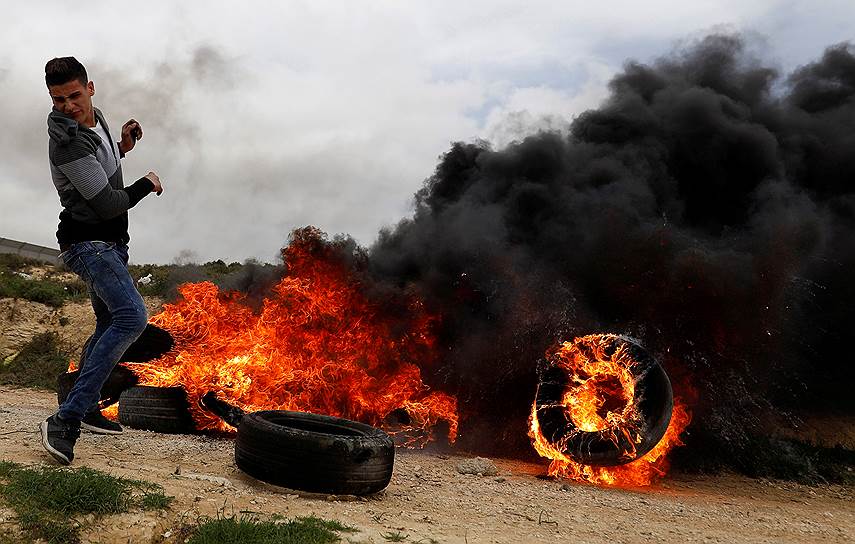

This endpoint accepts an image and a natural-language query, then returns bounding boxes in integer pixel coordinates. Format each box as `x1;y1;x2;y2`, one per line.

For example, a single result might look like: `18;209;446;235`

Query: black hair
45;57;88;87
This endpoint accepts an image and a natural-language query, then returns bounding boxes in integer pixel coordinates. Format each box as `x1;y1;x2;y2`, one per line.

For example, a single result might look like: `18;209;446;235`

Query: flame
102;403;118;421
560;344;637;434
529;335;691;486
128;228;458;443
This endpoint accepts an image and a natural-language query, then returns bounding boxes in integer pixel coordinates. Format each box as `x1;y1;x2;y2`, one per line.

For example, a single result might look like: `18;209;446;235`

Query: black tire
235;410;394;495
534;334;673;466
200;391;246;428
57;365;139;407
57;324;174;406
116;324;174;363
77;324;174;367
118;386;195;434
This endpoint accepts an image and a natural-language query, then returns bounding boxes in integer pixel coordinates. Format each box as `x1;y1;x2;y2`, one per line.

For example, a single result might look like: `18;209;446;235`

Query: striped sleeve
53;137;150;220
55;153;110;200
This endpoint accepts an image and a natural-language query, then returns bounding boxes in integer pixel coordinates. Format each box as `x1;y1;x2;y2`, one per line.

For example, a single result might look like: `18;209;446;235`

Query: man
40;57;163;465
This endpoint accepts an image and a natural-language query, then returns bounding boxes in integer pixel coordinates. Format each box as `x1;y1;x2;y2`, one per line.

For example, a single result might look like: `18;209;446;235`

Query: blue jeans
59;241;148;422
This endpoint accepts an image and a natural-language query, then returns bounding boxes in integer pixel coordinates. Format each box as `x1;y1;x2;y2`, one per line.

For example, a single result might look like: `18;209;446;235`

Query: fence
0;237;61;265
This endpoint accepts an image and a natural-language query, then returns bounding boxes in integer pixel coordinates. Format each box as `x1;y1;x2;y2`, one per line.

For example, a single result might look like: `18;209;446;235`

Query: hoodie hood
47;109;78;145
47;108;105;146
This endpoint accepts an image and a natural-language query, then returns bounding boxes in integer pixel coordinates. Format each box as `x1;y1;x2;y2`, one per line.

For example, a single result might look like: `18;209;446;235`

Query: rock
456;457;498;476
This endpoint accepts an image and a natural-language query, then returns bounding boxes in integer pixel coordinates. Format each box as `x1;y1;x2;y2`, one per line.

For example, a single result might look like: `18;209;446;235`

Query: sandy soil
0;297;163;362
0;386;852;544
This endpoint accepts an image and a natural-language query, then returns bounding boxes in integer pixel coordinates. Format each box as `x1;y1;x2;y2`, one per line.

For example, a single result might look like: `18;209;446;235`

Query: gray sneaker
81;410;123;435
39;414;80;465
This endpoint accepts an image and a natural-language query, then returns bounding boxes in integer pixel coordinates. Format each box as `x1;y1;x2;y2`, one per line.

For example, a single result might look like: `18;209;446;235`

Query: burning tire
57;364;138;407
118;386;195;434
56;324;174;406
110;323;174;363
532;334;673;466
235;410;394;495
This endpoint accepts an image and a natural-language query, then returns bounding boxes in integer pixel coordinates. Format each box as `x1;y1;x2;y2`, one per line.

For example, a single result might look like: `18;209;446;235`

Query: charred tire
534;335;673;466
115;324;174;363
57;365;139;407
77;324;174;367
118;386;195;434
57;324;174;406
235;411;394;495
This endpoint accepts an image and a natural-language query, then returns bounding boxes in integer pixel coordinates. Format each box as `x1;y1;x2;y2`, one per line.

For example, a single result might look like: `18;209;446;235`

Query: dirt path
0;386;852;544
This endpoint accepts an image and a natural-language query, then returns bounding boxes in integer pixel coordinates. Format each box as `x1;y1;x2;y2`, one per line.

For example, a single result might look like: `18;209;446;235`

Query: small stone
560;483;573;491
174;465;182;475
456;457;498;476
495;477;506;483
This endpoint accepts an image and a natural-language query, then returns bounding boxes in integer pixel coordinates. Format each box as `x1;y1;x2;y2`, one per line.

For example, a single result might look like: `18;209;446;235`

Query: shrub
0;254;41;271
0;332;70;390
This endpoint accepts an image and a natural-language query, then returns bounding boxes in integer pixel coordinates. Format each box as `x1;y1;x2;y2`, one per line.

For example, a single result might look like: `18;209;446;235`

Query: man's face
48;79;95;126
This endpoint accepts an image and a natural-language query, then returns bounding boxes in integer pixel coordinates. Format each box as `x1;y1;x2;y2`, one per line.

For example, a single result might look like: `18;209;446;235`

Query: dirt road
0;386;852;543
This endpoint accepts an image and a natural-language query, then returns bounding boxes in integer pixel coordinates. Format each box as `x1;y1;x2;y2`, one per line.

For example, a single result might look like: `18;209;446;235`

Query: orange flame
127;228;458;443
102;403;118;420
529;336;691;486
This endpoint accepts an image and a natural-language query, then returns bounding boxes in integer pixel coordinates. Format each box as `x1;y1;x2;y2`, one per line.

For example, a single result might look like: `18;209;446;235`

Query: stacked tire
117;386;195;434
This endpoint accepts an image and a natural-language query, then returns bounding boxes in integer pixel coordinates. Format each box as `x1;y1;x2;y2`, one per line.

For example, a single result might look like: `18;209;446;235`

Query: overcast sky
1;1;852;263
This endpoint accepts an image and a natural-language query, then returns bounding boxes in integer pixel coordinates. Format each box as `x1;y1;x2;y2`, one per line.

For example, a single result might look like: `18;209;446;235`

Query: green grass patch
0;332;70;390
0;460;173;544
0;271;87;307
0;255;87;307
186;513;356;544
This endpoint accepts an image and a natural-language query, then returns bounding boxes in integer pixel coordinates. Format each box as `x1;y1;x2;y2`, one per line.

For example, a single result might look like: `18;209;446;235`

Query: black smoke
368;34;855;476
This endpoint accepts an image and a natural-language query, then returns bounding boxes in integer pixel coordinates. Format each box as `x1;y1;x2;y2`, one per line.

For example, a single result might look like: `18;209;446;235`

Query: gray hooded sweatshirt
48;107;153;247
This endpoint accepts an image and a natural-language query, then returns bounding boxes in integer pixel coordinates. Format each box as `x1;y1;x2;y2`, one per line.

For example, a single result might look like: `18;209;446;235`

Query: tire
118;386;195;434
115;324;174;363
57;324;174;406
235;410;394;495
57;365;138;407
534;334;673;466
77;324;174;367
200;391;246;428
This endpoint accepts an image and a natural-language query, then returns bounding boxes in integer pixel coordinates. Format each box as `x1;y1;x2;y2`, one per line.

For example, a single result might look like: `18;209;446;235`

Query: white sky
1;1;852;263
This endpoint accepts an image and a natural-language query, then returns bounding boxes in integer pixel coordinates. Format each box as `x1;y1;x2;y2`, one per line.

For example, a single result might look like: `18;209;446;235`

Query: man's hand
145;172;163;196
119;119;143;156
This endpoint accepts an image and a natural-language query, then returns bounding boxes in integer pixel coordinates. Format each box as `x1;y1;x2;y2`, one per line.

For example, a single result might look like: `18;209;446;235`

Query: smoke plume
367;34;855;471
